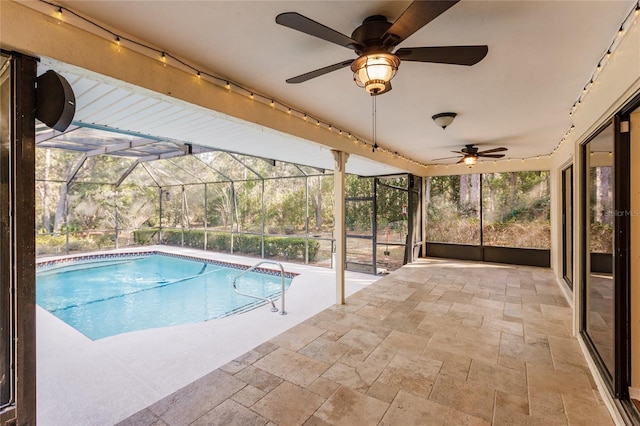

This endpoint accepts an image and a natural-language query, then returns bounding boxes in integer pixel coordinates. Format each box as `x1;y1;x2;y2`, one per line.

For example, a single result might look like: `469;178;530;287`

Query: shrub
133;229;158;245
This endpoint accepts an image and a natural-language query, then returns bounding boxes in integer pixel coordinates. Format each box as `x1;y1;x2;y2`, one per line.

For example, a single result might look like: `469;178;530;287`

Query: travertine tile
148;369;245;426
495;390;529;415
115;409;166;426
482;317;524;336
456;326;502;347
234;365;283;393
191;399;268;426
354;304;393;320
298;337;350;364
336;328;384;352
366;379;399;403
377;353;441;398
439;289;475;304
526;362;593;395
220;350;264;374
467;359;527;396
312;386;389;426
540;304;573;321
252;381;324;425
307;376;340;398
253;347;330;388
378;329;428;354
548;335;588;367
231;384;266;407
269;323;326;351
428;331;499;365
422;347;472;380
321;361;382;392
363;345;397;368
528;388;566;419
415;300;451;315
429;375;496;421
381;390;490;426
562;392;614;425
253;341;279;355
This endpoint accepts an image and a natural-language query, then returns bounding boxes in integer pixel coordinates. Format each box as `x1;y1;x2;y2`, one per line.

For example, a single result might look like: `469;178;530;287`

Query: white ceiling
48;0;633;171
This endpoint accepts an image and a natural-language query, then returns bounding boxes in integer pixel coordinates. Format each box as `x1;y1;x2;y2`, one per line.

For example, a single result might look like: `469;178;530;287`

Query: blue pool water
36;254;292;340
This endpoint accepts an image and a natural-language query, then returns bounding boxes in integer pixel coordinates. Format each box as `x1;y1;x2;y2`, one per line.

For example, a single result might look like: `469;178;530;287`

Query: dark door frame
0;49;37;425
561;164;574;289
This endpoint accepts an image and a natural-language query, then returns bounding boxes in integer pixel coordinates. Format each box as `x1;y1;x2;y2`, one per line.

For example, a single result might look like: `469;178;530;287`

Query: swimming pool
36;252;294;340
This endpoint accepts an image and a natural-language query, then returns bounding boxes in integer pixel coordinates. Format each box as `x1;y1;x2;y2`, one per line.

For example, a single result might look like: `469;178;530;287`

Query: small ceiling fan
275;0;488;96
435;144;508;166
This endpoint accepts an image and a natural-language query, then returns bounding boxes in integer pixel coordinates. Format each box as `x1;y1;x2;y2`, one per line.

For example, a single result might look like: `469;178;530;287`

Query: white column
332;150;349;305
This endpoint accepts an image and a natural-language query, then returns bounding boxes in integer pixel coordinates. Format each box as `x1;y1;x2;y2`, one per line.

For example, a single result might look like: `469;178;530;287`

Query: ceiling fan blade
276;12;363;50
456;157;466;164
477;147;507;154
450;151;466;155
371;81;392;96
396;46;489;66
286;60;354;84
431;155;459;161
382;0;459;47
477;153;506;158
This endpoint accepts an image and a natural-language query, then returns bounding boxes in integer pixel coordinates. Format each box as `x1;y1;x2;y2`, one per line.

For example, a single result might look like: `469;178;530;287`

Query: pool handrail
232;260;287;315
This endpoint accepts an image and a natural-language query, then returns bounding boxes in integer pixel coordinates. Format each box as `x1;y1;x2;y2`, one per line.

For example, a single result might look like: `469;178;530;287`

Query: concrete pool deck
36;246;380;426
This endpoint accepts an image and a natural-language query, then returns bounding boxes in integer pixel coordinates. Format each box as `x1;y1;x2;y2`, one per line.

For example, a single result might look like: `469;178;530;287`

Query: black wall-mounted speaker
35;70;76;132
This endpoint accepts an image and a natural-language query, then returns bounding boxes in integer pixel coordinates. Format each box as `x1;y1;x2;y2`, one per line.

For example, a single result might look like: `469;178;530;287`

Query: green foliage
137;229;320;261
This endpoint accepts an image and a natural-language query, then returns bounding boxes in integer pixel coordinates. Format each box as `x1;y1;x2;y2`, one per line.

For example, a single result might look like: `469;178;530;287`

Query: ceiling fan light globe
463;156;477;167
351;53;399;92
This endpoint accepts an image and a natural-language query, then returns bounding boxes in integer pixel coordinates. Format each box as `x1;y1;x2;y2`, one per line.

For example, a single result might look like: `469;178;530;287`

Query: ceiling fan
275;0;488;96
436;144;508;166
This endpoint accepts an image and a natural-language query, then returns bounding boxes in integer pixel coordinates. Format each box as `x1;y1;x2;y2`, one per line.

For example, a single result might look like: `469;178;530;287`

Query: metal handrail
233;260;287;315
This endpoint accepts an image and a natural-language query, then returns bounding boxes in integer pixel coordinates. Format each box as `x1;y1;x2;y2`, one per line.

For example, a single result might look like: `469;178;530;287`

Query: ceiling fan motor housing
463;144;479;155
351;15;394;55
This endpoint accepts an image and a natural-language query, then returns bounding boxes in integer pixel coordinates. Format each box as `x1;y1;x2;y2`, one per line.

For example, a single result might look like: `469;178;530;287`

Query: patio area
118;257;613;425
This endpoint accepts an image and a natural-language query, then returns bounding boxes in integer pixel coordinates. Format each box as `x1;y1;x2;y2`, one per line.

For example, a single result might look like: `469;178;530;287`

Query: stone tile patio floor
119;258;613;425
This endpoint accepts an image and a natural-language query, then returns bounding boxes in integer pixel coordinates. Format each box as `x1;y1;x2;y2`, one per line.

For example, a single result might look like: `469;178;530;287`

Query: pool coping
36;250;300;279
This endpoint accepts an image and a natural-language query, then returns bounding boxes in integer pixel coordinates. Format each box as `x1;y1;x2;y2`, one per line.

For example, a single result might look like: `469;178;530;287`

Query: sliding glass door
581;115;632;402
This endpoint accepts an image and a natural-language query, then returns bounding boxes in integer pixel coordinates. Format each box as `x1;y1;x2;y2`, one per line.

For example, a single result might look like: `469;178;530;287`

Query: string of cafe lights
40;0;425;169
551;1;640;156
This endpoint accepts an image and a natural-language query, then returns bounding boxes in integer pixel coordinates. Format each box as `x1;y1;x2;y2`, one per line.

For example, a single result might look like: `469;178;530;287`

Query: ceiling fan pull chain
372;95;377;152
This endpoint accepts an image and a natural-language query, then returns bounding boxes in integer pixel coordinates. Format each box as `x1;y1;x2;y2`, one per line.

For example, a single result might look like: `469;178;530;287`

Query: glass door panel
584;122;615;376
